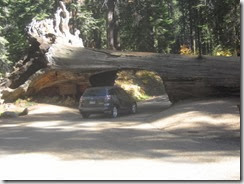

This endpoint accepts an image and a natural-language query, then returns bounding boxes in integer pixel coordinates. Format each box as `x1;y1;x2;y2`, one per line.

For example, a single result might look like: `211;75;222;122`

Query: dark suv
78;86;137;118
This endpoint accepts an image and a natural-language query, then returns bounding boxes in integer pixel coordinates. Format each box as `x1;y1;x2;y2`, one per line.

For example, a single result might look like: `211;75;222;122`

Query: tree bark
189;1;193;52
114;11;120;50
197;8;202;57
106;0;116;50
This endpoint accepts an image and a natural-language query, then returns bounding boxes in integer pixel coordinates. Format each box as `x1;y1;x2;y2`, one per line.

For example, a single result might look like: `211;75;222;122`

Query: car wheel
111;106;118;118
82;113;90;118
131;103;137;114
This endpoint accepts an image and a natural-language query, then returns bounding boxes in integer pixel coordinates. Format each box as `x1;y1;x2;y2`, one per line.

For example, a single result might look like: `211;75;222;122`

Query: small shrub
63;96;76;106
14;98;36;107
115;70;166;101
213;45;233;56
180;44;193;55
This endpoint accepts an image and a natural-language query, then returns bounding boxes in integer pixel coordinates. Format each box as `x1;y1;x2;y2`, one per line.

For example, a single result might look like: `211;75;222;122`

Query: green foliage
118;0;178;53
0;1;10;76
76;3;105;47
2;0;56;64
213;45;232;57
14;98;36;107
176;0;240;56
0;0;240;75
65;0;106;48
0;36;9;77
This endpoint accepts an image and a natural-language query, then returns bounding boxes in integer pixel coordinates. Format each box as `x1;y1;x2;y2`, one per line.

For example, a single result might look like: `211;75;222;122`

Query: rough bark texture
48;46;240;102
0;1;240;103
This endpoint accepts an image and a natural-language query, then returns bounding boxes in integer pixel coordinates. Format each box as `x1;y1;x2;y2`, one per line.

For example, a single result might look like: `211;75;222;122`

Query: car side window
109;89;115;95
114;89;122;98
118;88;130;100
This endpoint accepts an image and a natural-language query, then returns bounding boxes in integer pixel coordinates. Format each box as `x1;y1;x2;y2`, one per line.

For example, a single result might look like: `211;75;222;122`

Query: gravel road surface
0;95;240;180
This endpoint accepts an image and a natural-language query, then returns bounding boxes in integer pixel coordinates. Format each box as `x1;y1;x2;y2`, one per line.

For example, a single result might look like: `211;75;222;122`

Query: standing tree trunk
106;0;116;50
197;7;202;58
189;1;194;53
114;10;120;50
234;3;240;56
70;0;77;34
138;2;155;52
93;29;102;49
92;7;102;49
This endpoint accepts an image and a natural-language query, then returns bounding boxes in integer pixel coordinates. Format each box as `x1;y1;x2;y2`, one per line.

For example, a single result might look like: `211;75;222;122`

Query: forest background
0;0;240;77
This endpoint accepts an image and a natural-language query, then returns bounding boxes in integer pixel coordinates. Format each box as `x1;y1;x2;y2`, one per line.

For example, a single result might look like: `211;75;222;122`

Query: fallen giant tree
0;1;240;103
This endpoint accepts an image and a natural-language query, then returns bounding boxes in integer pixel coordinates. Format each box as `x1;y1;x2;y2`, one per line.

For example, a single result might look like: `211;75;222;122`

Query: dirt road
0;95;240;180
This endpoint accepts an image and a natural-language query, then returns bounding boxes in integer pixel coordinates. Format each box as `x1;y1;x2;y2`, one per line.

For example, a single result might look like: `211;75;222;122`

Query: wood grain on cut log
0;1;240;103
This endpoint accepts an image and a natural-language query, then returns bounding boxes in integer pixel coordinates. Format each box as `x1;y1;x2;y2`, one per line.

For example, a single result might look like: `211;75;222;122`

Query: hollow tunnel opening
89;70;118;87
89;69;170;102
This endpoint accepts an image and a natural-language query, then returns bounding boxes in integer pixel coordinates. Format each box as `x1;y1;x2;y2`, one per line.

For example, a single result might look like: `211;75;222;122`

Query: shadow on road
0;124;240;162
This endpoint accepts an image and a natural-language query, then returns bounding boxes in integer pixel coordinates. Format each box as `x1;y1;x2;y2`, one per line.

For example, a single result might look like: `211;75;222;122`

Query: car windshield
83;88;107;97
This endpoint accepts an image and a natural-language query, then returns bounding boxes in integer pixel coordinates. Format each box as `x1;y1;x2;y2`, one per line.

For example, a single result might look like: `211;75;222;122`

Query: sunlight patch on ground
0;124;20;128
152;111;239;130
150;149;240;163
151;99;240;133
0;116;152;131
26;121;63;128
22;119;149;131
28;103;78;115
0;153;240;180
0;137;29;140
